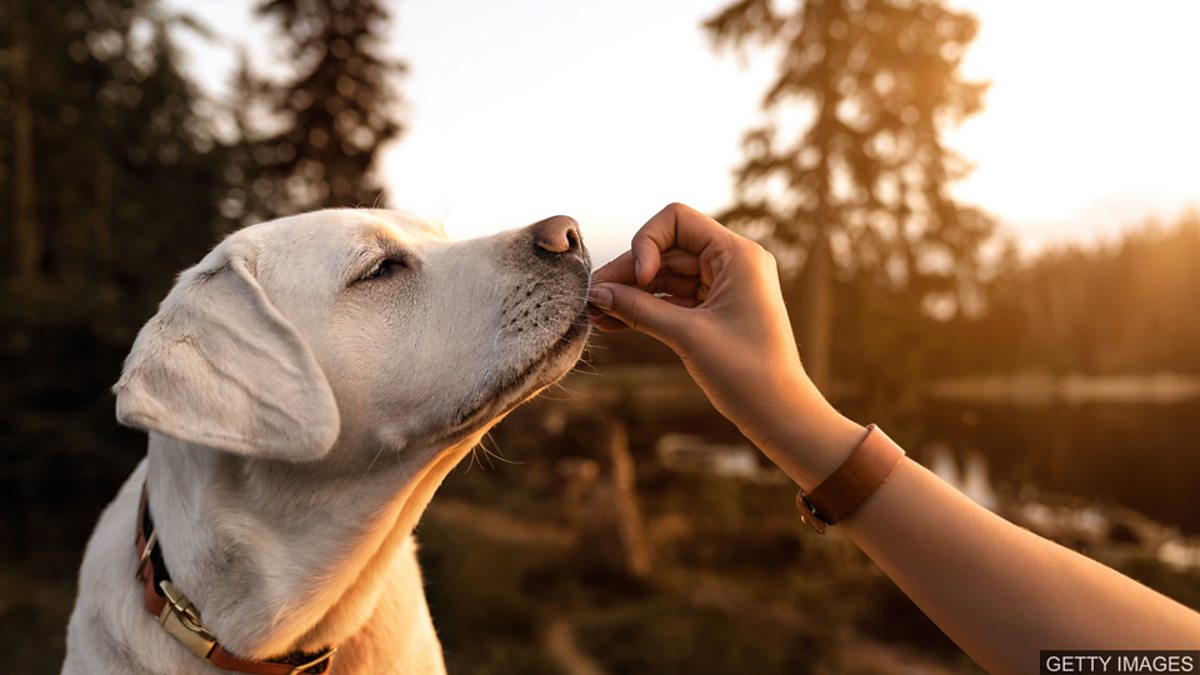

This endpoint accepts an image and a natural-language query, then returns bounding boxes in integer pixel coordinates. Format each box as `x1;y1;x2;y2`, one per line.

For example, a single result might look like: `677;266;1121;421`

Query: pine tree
706;0;993;390
234;0;405;223
0;0;235;559
1;0;228;291
0;2;40;282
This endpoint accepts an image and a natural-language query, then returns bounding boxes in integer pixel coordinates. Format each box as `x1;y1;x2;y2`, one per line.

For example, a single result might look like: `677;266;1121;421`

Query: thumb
588;282;689;346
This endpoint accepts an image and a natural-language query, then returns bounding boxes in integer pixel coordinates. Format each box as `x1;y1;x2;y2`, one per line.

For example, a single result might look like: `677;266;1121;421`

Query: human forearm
590;204;1200;673
770;416;1200;673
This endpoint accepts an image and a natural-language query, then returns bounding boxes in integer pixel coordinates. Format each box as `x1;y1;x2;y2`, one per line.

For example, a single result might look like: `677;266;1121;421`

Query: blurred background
2;0;1198;672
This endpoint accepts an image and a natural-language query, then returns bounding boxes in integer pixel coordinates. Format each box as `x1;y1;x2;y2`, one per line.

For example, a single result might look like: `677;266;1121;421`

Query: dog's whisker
556;381;587;398
361;444;388;482
544;383;586;401
387;446;413;485
491;326;503;357
479;433;523;466
478;433;497;470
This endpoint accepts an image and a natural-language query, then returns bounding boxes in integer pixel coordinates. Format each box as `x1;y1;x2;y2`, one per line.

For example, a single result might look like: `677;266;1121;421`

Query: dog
62;209;591;674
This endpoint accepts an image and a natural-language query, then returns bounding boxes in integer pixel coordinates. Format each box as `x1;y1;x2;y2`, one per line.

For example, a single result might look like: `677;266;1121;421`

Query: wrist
741;387;867;488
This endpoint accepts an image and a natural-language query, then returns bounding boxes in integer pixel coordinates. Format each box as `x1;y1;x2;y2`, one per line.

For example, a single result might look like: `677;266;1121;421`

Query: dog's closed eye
359;258;408;282
350;253;415;286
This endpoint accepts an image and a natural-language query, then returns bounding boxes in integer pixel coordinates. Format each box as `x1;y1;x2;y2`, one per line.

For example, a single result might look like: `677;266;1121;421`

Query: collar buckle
136;484;337;673
135;530;158;580
157;580;218;659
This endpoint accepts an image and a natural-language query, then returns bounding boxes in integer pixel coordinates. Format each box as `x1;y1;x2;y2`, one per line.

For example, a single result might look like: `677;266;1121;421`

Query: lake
559;367;1200;536
916;398;1200;536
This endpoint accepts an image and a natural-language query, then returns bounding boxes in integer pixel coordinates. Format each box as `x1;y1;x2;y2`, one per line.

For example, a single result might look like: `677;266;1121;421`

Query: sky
169;0;1200;264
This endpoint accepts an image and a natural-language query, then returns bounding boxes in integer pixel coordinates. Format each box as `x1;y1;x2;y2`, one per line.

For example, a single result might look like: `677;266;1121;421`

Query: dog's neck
143;428;486;658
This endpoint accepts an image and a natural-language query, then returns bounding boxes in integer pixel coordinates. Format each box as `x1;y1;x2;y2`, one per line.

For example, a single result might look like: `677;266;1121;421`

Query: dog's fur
62;209;590;674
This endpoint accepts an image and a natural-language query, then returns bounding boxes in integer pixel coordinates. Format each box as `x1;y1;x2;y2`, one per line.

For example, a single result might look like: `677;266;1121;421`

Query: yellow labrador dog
62;209;590;674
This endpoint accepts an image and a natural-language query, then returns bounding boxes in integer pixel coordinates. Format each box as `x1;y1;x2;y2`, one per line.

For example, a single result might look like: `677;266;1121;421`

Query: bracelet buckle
795;489;829;534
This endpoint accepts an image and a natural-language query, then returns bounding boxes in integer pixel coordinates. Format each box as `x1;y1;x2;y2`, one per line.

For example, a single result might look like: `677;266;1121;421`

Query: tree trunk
797;228;834;392
9;39;41;283
608;420;652;578
92;148;114;272
800;49;839;395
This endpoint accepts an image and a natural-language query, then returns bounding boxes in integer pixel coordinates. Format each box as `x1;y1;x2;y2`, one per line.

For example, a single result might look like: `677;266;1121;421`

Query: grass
418;418;984;673
6;392;1196;673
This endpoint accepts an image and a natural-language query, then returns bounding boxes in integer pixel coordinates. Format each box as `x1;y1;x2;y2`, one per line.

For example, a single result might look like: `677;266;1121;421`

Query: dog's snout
530;215;583;257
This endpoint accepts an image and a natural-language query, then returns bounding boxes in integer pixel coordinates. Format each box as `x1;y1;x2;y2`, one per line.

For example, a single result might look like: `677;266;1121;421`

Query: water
915;399;1200;535
542;370;1200;535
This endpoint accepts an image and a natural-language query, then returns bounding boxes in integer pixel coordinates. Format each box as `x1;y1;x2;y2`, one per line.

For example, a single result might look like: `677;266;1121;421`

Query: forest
2;0;1197;672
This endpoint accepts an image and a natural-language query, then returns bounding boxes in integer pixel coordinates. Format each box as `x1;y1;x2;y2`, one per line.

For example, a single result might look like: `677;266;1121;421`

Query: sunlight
13;3;1200;670
168;0;1200;255
946;0;1200;246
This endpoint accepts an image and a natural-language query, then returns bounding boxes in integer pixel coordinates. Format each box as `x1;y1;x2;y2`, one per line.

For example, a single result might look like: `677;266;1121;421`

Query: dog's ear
113;240;340;461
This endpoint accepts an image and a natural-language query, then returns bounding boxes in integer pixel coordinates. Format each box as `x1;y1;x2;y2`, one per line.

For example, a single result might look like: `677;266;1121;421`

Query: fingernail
588;285;613;310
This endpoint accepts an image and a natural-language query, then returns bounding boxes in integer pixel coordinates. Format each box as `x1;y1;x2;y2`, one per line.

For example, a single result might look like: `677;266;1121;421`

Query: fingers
631;203;731;285
588;291;701;333
587;282;689;345
587;270;702;333
592;248;700;285
592;204;730;285
587;203;728;341
660;295;701;309
642;269;706;300
591;251;633;285
631;235;664;287
591;262;707;302
587;306;628;332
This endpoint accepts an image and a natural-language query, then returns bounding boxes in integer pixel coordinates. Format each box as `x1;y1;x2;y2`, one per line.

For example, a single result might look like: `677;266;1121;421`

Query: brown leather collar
135;484;337;674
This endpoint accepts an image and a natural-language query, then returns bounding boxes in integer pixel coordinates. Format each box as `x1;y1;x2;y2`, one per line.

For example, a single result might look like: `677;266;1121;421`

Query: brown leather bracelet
796;424;905;533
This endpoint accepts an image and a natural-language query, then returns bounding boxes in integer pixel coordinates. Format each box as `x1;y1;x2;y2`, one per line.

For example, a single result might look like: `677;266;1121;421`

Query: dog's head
113;209;590;463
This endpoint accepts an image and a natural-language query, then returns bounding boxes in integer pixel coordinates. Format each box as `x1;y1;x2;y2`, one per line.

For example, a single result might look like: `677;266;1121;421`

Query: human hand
588;204;863;484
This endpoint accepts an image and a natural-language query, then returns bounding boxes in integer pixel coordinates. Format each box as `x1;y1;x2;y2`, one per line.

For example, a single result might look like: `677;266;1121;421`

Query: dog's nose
530;215;583;256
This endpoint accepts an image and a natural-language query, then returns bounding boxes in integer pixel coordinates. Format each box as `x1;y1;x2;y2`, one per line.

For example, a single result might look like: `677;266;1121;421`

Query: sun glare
946;0;1200;247
170;0;1200;256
